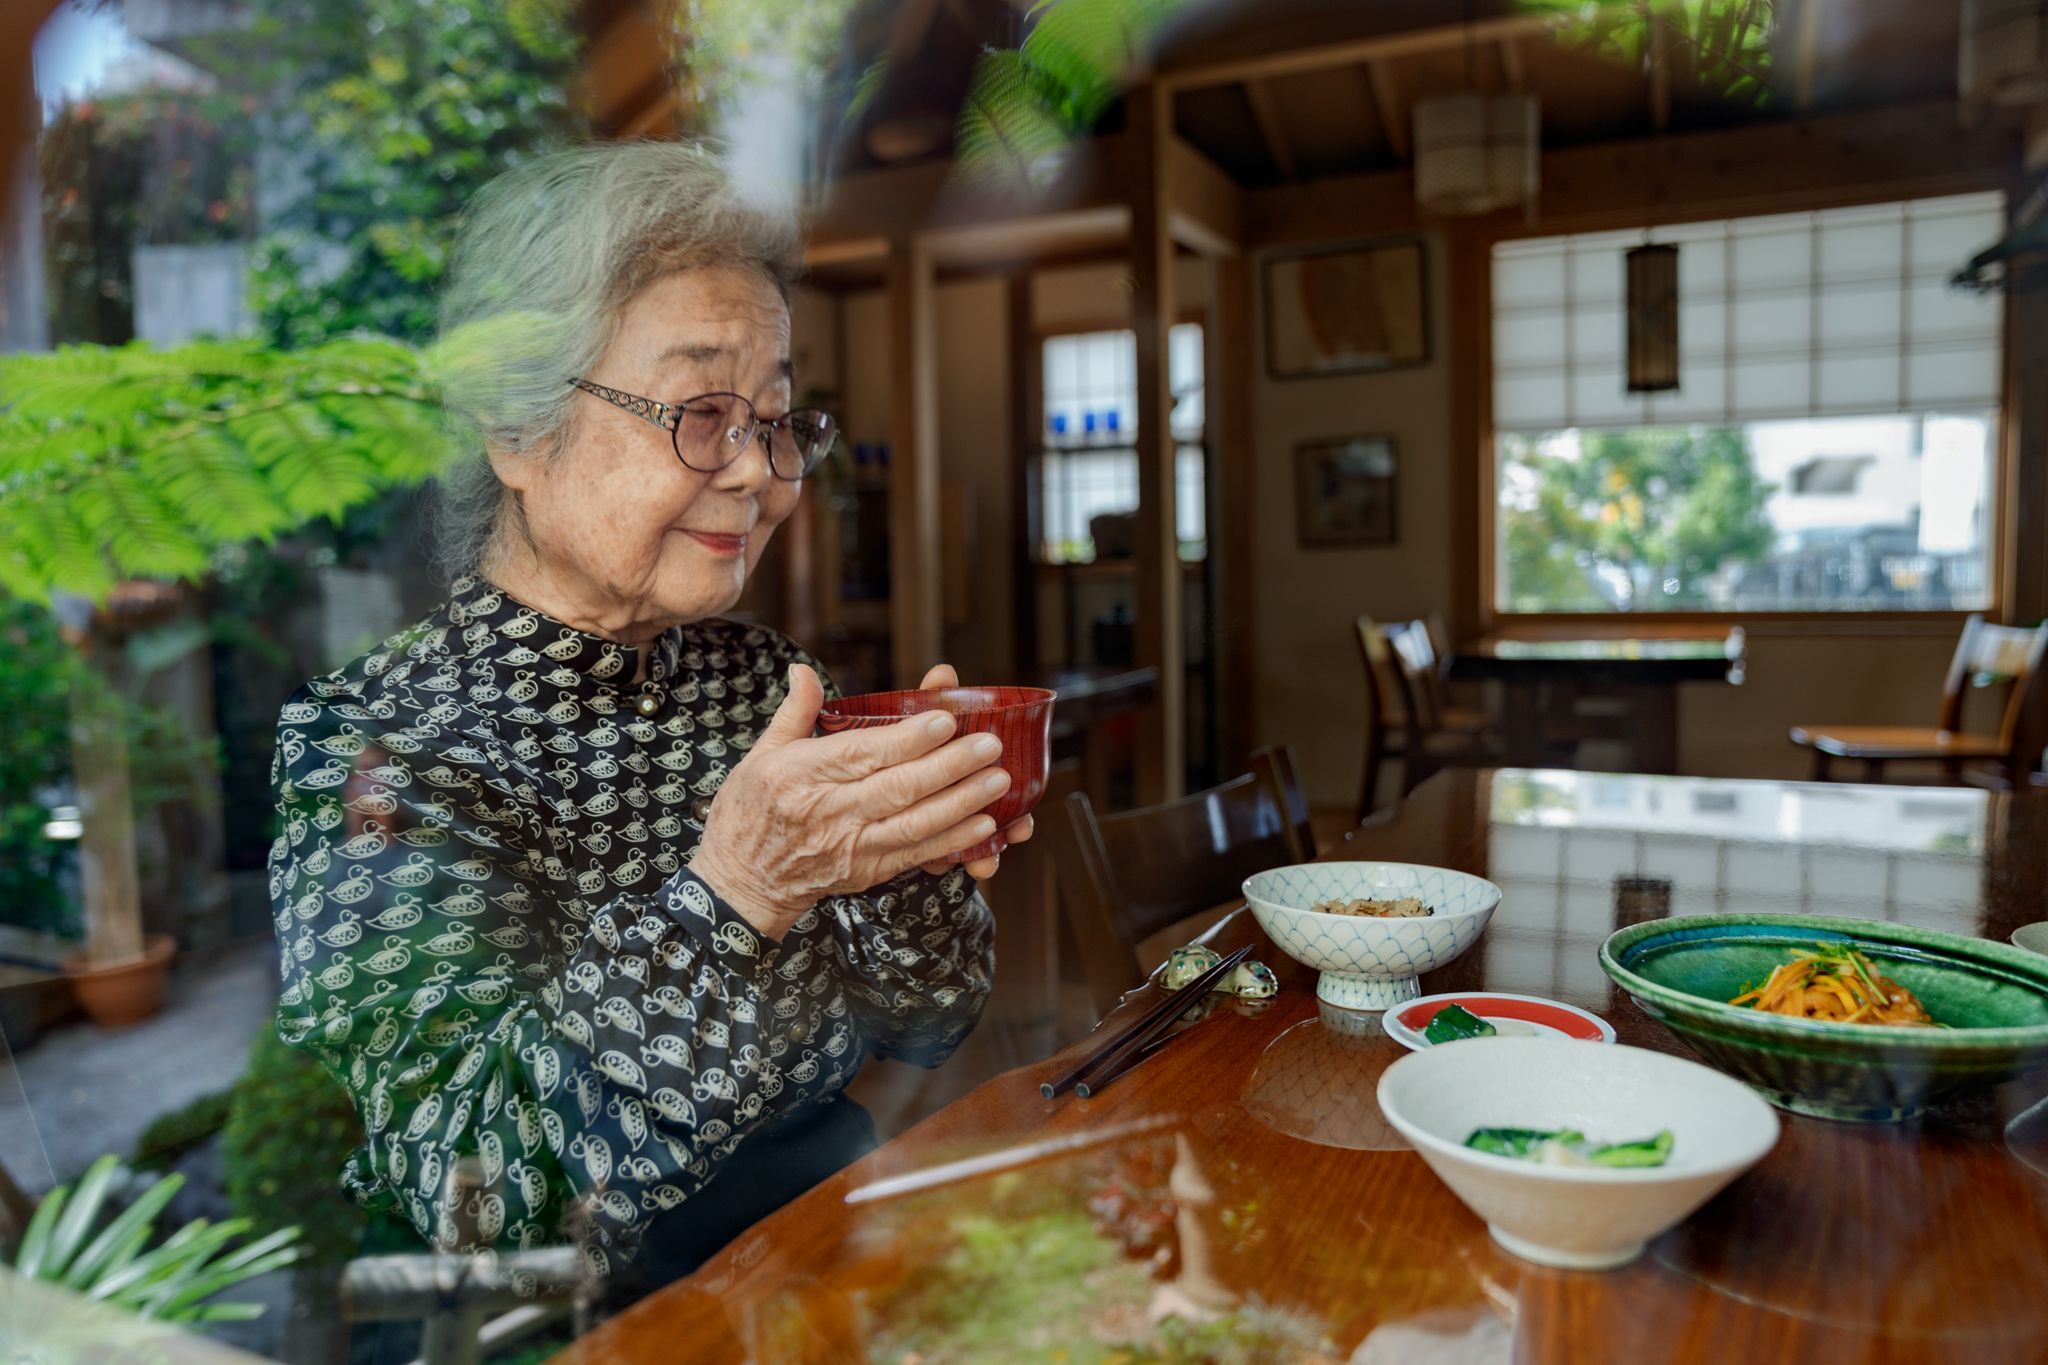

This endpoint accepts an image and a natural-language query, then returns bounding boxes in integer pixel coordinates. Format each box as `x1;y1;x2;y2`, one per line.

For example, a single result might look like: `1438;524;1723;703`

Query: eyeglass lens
672;394;834;478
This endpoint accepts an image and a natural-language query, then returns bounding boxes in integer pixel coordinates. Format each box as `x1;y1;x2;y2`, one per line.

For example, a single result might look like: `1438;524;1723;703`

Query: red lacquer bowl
816;686;1057;863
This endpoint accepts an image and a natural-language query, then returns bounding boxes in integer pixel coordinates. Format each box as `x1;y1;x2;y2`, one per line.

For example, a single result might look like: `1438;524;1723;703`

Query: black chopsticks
1040;943;1251;1100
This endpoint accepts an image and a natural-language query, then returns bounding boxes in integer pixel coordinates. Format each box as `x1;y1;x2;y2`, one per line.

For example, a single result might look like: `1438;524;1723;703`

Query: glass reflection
1242;1003;1409;1152
1486;771;1994;1007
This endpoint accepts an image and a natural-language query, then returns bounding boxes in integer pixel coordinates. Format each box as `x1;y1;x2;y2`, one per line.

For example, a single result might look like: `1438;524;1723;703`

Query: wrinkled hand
690;664;1013;939
914;663;1034;881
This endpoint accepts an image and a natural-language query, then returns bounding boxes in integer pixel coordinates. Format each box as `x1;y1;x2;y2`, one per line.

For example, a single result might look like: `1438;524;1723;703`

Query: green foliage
952;0;1195;195
0;597;226;938
0;334;448;604
1515;0;1776;106
221;1026;373;1270
676;0;861;136
39;87;258;345
1499;426;1777;612
0;599;79;936
131;1090;236;1174
9;1154;302;1324
197;0;582;347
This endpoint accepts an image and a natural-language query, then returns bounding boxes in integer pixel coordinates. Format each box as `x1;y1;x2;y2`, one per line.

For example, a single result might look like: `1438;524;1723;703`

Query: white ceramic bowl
1376;1037;1780;1270
1242;862;1501;1010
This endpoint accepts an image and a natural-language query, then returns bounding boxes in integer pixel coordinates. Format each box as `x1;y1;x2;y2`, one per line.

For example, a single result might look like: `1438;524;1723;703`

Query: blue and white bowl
1243;863;1502;1011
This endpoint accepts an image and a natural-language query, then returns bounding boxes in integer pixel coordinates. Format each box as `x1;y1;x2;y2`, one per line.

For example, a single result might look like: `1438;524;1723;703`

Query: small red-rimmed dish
1383;992;1616;1052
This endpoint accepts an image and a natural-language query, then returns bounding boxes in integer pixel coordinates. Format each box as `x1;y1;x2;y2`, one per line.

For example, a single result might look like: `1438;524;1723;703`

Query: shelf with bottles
834;439;894;490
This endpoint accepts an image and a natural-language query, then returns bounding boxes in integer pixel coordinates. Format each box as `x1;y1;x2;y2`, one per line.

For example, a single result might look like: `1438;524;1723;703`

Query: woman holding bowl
269;141;1028;1297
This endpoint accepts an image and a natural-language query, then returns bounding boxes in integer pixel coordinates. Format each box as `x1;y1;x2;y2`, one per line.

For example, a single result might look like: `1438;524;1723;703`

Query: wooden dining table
1453;635;1745;773
558;768;2048;1364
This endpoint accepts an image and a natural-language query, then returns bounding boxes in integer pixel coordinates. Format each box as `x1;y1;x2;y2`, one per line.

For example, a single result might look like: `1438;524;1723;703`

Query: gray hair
430;140;804;581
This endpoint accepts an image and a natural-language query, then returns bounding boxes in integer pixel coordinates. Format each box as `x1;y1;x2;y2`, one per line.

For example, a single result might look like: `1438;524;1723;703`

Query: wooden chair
1356;617;1498;817
1791;614;2048;786
1049;745;1315;1021
1406;615;1491;739
1354;615;1406;822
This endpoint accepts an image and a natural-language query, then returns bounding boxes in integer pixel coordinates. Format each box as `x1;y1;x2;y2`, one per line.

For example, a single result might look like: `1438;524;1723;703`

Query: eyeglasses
568;378;836;481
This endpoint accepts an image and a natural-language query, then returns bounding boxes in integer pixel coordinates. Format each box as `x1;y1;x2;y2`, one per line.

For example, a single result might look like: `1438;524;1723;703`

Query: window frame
1029;316;1210;566
1469;178;2016;636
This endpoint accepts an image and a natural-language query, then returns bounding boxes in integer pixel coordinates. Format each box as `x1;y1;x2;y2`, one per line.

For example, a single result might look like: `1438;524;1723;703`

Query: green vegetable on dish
1464;1127;1675;1168
1422;1004;1498;1044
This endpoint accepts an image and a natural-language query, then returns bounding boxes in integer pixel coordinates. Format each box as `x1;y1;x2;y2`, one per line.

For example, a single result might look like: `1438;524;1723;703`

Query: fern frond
0;335;450;603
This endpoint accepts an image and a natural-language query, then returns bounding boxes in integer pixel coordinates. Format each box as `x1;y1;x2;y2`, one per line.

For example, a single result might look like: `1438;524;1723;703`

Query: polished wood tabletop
560;769;2048;1364
1452;635;1742;682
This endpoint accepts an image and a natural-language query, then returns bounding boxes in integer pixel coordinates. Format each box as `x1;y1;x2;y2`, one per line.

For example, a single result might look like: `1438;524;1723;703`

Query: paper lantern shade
1414;93;1540;217
1960;0;2048;107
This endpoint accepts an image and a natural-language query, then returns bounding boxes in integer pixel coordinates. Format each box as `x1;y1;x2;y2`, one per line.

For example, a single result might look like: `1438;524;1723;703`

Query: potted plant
0;335;452;1024
7;1153;303;1350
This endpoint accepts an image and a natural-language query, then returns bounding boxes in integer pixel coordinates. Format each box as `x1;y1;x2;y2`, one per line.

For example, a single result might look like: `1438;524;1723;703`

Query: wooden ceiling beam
1165;136;1245;255
1793;0;1824;111
1499;35;1526;92
1243;79;1297;181
615;84;681;139
575;4;672;131
1246;98;2018;248
1366;58;1410;161
1159;13;1555;92
1648;12;1671;133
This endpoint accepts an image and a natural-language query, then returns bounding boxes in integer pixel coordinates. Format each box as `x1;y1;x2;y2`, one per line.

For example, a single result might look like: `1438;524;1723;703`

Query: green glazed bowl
1600;914;2048;1123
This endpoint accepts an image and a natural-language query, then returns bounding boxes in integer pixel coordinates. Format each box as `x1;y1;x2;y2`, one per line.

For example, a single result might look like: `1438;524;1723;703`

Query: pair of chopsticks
1041;943;1251;1101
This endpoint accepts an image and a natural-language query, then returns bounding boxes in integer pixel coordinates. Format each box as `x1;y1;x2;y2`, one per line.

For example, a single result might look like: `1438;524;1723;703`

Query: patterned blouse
268;576;995;1277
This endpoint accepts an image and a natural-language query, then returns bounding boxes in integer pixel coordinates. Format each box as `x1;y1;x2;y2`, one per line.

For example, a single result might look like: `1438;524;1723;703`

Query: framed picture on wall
1264;237;1428;379
1295;435;1398;548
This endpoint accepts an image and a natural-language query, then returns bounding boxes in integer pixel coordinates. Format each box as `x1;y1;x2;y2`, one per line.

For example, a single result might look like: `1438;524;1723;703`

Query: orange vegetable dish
1728;944;1936;1027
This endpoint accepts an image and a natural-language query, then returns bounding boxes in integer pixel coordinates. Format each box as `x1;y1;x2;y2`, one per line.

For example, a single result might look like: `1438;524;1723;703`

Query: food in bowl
1243;863;1500;1011
1728;943;1935;1026
1464;1127;1674;1169
1600;913;2048;1122
1377;1038;1779;1269
1314;896;1432;918
1424;1004;1496;1044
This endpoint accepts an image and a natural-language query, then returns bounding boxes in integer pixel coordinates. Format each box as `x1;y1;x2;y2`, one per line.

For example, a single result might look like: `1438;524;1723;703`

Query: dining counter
558;768;2048;1364
1453;635;1745;773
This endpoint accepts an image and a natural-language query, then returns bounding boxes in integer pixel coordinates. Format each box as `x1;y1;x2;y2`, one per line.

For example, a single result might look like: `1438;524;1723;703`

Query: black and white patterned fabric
268;575;994;1277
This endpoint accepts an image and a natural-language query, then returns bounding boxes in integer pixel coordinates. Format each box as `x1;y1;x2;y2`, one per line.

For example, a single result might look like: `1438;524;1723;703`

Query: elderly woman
269;141;1022;1294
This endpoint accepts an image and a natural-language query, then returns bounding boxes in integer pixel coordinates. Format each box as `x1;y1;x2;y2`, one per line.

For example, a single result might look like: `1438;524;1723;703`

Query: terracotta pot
64;934;176;1029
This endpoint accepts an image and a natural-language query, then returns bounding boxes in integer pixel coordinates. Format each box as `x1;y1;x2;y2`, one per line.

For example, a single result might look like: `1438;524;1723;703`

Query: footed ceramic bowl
1601;913;2048;1122
1242;863;1500;1011
1377;1037;1780;1270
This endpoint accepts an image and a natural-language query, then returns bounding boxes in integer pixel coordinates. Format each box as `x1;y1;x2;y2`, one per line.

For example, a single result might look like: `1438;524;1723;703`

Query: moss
131;1088;235;1171
220;1026;373;1270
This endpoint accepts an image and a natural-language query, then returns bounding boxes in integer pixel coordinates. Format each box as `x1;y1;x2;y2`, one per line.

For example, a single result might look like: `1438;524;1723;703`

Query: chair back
1939;615;2048;749
1257;743;1317;864
1393;618;1453;729
1051;745;1313;1020
1355;616;1407;819
1424;611;1456;682
1381;621;1440;733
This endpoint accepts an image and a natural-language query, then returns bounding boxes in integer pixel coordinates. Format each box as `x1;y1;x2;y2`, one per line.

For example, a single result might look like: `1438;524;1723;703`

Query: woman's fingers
863;764;1009;853
962;852;1002;880
894;814;999;873
806;708;958;779
1001;813;1034;846
855;730;1004;813
919;662;959;691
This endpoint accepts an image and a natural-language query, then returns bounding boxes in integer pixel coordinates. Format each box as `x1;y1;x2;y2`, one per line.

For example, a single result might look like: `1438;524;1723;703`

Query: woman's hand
691;664;1013;940
913;663;1033;882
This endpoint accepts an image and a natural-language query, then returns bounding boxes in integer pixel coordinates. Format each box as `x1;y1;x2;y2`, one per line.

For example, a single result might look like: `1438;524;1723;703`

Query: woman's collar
447;575;684;690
